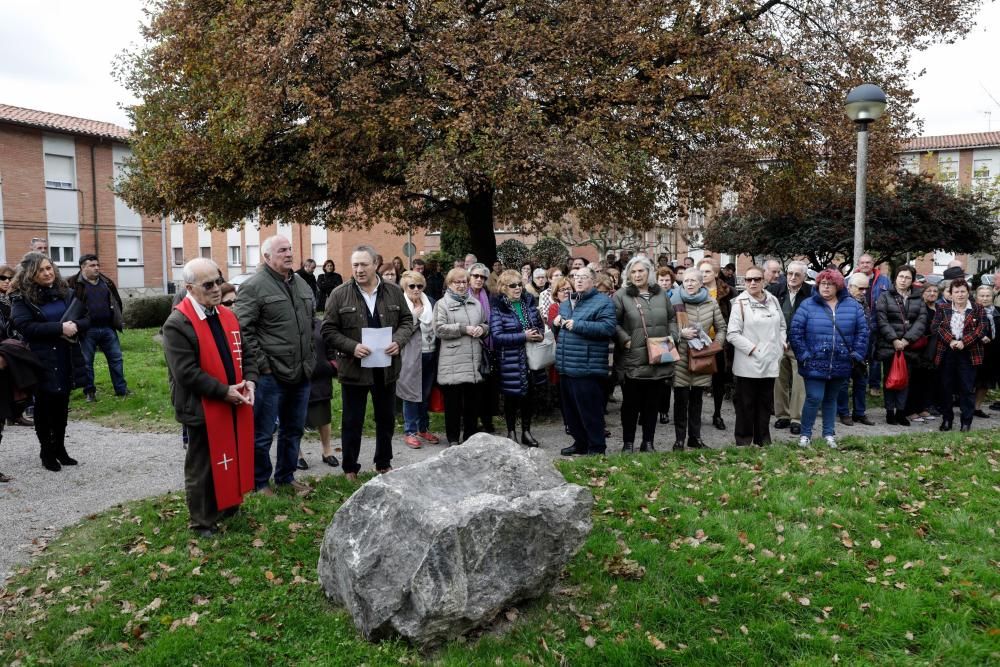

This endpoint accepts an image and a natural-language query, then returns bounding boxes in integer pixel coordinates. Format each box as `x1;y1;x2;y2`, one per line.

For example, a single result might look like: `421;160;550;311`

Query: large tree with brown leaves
117;0;983;264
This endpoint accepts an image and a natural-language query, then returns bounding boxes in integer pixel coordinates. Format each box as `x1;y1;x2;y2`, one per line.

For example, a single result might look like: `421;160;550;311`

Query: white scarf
406;292;436;352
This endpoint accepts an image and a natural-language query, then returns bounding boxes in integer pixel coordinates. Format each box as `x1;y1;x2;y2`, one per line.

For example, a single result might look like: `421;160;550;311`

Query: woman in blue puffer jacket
790;269;868;449
491;270;547;447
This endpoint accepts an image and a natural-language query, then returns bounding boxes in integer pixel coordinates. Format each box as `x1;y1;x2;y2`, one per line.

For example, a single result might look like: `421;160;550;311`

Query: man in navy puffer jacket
789;269;869;448
553;267;617;455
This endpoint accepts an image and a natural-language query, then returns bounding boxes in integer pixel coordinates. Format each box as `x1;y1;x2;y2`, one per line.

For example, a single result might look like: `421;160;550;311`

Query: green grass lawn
75;328;449;436
2;432;997;665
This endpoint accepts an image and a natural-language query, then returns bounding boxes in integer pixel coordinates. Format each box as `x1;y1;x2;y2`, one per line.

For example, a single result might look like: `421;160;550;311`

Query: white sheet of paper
361;327;393;368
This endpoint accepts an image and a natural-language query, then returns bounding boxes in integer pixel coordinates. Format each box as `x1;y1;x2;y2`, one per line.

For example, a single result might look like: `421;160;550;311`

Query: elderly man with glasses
767;261;811;434
162;258;258;537
552;266;617;456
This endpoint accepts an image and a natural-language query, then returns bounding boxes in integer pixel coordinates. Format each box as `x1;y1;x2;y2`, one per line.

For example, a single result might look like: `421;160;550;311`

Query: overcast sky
1;0;999;138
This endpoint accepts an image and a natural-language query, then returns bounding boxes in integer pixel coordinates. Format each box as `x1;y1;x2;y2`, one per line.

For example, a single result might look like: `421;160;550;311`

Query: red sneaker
417;431;440;444
404;434;423;449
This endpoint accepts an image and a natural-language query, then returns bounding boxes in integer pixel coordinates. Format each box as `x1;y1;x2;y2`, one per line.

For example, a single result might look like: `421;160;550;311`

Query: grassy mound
1;432;998;665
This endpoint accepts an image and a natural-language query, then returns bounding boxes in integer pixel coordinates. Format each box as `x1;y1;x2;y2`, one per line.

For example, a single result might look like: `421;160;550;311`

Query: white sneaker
824;435;838;449
908;415;926;424
798;435;810;448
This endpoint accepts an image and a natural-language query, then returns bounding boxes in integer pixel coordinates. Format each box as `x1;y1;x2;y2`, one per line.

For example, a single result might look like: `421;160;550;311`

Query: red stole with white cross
176;298;255;510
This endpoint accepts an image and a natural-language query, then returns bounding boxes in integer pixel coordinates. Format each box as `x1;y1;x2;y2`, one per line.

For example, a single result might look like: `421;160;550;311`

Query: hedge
123;295;174;329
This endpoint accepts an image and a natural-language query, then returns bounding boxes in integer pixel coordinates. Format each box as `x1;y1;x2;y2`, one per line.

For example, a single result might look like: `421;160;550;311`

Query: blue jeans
253;374;310;489
837;371;867;417
80;326;127;394
801;377;846;438
403;351;437;434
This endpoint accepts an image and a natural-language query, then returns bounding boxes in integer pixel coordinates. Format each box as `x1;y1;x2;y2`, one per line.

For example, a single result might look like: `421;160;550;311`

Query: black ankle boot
939;420;952;432
506;430;518;442
521;431;539;447
896;414;910;426
639;441;656;452
41;456;61;472
886;409;896;425
621;441;634;453
673;440;685;451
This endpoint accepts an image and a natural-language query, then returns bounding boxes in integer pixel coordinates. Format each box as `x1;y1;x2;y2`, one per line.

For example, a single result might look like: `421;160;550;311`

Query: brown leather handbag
688;341;722;374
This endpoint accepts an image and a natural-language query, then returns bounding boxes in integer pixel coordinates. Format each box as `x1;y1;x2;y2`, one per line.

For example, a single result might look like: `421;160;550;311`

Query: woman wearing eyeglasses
537;266;564;321
434;267;488;445
467;262;498;433
0;265;15;341
491;270;546;447
398;271;439;449
10;252;90;471
727;265;785;446
789;269;868;449
671;267;727;450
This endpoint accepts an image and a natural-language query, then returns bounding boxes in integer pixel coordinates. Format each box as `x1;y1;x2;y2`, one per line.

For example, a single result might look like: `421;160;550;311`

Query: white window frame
49;233;78;267
200;246;211;259
116;234;142;266
228;245;241;266
246;244;259;267
44;154;75;190
172;247;184;266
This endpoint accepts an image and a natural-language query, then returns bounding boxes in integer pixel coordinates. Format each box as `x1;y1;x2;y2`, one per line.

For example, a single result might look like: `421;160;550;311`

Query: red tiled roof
0;103;130;142
901;131;1000;152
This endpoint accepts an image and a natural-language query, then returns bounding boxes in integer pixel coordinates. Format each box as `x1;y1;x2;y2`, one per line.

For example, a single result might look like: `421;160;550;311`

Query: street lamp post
845;84;887;270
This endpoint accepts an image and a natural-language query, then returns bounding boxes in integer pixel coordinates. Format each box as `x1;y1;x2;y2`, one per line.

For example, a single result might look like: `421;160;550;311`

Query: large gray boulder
317;433;593;645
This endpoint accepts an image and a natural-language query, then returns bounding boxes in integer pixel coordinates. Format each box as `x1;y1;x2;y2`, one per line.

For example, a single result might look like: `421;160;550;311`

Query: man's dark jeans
253;374;310;489
80;326;127;395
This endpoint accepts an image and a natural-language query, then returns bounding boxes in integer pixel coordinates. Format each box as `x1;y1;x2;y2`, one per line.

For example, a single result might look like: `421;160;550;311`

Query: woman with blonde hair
396;270;439;448
491;269;546;446
612;256;676;453
434;267;488;445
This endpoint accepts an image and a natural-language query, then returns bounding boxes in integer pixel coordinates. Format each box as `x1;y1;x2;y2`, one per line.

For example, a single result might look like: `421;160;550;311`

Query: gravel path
0;395;991;582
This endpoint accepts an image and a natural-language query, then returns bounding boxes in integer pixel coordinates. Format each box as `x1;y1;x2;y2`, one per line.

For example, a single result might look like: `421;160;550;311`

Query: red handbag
428;385;445;413
885;350;909;391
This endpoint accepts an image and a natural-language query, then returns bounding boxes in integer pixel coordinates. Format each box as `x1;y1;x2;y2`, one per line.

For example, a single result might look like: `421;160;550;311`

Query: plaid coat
932;302;986;366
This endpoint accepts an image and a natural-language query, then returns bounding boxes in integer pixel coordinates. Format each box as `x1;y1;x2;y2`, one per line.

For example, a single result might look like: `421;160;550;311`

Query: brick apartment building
0;104;165;294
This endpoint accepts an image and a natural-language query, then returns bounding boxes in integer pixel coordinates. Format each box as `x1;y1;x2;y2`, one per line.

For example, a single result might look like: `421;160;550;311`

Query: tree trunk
464;182;497;267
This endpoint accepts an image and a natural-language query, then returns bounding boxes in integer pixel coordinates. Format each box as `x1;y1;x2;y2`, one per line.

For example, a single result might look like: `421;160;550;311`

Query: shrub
531;237;569;269
123;295;174;329
496;239;529;269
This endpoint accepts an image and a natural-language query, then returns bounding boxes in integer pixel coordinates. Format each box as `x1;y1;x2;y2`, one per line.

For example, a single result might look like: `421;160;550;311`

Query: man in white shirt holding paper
322;245;415;480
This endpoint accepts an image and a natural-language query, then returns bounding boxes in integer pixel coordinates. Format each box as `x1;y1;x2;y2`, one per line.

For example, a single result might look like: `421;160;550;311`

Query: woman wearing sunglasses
491;269;546;447
398;271;439;449
10;252;90;471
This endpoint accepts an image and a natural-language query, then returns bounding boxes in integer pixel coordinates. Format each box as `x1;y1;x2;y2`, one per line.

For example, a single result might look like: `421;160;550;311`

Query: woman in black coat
10;253;89;471
490;270;546;447
874;265;927;425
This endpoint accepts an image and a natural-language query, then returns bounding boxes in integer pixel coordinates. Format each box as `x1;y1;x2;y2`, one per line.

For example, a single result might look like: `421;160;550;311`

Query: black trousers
940;349;976;426
905;365;938;415
477;374;498;432
733;377;775;446
673;386;704;444
711;353;728;418
621;377;662;444
34;391;70;460
659;380;672;418
504;382;536;433
184;424;219;529
341;379;396;474
561;376;607;454
442;382;479;443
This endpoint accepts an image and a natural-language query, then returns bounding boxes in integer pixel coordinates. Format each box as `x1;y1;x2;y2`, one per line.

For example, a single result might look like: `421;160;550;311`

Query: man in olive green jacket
322;245;415;480
233;236;316;493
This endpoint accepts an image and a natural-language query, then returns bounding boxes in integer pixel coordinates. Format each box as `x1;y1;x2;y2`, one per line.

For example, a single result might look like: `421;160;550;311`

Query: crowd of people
1;236;998;536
